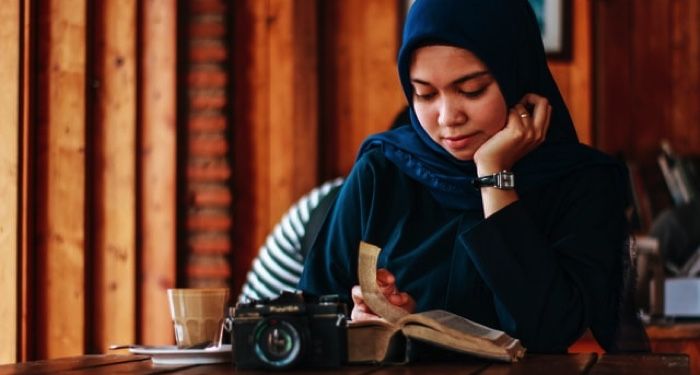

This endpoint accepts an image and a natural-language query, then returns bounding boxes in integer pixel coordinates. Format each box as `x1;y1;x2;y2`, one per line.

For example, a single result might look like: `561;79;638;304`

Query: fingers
351;285;364;306
517;93;551;144
376;268;397;296
351;308;382;322
376;269;395;286
387;291;408;306
377;268;417;314
353;270;398;303
387;292;416;313
351;285;380;321
508;105;534;142
350;284;388;321
351;269;417;320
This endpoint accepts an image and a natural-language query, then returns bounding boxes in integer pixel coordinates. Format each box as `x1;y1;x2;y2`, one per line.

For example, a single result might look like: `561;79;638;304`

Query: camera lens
253;318;303;369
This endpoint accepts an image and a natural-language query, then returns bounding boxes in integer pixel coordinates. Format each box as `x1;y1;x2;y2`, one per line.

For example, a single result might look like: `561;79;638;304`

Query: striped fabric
238;178;344;302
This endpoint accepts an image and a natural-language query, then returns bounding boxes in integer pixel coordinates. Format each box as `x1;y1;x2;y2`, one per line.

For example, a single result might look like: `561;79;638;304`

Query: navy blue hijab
358;0;621;210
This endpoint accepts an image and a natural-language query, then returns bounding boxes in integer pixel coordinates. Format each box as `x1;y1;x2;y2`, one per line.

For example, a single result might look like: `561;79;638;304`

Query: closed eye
460;87;486;99
414;92;436;101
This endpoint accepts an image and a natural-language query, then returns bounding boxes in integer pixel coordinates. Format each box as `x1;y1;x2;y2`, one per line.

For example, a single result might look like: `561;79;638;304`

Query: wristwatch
472;170;515;190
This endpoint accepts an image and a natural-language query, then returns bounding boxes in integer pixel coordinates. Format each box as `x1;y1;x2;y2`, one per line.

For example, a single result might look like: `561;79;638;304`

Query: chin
449;150;475;161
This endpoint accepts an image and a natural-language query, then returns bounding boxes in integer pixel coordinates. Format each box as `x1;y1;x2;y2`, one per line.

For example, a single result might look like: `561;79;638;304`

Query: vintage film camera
230;291;348;370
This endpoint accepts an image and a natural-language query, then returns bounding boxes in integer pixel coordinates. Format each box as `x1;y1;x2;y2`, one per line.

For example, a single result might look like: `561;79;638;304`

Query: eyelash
414;93;436;101
414;87;487;102
460;87;487;98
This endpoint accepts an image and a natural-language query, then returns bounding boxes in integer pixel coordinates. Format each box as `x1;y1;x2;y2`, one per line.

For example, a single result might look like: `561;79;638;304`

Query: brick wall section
184;0;231;287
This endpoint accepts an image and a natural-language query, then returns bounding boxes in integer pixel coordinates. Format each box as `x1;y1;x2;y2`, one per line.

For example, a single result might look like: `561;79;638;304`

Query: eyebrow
411;71;490;86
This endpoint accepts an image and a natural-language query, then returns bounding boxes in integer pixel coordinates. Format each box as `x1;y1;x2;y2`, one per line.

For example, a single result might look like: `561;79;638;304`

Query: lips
443;134;474;150
445;134;470;141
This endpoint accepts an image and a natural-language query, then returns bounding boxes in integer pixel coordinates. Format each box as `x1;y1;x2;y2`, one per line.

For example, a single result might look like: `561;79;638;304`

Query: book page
358;241;409;323
401;325;519;362
399;311;525;361
347;318;395;329
400;310;505;341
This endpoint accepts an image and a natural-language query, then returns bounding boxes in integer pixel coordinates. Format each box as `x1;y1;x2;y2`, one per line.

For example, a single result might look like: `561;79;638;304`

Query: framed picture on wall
527;0;571;59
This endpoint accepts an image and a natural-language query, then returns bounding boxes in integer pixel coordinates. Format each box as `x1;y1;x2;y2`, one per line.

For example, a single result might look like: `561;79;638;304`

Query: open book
347;241;526;364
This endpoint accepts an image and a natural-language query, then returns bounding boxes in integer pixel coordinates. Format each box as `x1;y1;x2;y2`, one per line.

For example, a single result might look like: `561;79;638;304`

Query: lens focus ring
253;318;303;368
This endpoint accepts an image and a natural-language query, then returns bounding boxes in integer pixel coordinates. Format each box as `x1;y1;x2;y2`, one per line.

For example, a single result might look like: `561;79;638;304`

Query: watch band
472;170;515;190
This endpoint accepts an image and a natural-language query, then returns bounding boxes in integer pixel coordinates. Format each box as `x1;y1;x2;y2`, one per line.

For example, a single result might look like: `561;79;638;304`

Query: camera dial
253;318;304;369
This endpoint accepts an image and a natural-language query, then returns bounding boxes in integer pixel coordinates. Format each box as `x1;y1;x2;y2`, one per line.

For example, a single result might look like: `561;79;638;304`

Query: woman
298;0;648;353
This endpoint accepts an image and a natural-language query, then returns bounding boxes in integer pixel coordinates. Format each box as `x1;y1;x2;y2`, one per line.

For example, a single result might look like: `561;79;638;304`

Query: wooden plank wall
595;0;700;159
318;0;405;180
232;0;270;293
231;0;319;292
0;0;178;360
0;0;20;365
91;0;137;353
19;0;34;361
549;0;592;145
140;0;177;346
35;0;87;359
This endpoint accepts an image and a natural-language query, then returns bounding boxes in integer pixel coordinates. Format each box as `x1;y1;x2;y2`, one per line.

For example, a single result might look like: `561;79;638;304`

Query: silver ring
519;112;529;118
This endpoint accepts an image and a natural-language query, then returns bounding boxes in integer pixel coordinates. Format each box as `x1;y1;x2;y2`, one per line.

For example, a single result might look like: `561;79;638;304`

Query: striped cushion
238;178;344;302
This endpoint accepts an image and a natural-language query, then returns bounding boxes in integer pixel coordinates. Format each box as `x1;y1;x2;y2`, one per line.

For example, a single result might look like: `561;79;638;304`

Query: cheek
413;104;439;135
479;98;507;134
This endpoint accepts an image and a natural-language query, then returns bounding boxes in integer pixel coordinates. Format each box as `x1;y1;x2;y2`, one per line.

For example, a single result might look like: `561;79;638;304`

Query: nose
437;96;467;127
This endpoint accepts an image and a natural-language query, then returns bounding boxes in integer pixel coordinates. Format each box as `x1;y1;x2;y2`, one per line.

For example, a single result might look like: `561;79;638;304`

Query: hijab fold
358;0;620;210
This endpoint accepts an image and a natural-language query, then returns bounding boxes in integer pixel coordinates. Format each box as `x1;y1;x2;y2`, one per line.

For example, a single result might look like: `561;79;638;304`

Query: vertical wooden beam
140;0;177;345
670;0;700;153
232;0;271;293
0;0;20;364
232;0;322;293
630;1;671;157
267;0;318;232
568;0;592;146
593;0;633;155
595;0;700;159
19;0;34;361
319;0;404;179
35;0;87;359
92;0;137;353
549;0;592;145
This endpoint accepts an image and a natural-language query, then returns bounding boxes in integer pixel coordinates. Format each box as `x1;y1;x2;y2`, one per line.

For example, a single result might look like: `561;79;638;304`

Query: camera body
231;291;348;370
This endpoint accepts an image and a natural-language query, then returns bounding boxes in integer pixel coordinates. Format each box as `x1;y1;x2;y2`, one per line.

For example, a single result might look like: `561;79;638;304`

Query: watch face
496;172;515;189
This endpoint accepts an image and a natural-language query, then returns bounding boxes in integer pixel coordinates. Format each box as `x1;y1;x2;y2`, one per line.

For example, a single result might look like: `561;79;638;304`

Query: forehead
409;45;489;78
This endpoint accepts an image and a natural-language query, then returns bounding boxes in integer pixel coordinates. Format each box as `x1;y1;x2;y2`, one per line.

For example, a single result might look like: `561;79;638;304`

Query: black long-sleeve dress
298;148;640;353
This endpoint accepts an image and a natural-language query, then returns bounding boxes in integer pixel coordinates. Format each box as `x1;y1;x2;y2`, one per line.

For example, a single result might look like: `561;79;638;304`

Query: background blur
0;0;698;363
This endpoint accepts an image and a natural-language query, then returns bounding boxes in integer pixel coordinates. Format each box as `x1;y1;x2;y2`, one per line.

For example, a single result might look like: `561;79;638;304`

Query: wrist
475;161;510;176
472;170;515;190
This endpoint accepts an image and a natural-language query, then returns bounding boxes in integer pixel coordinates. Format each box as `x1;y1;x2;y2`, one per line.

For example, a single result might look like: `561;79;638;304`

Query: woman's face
409;45;508;161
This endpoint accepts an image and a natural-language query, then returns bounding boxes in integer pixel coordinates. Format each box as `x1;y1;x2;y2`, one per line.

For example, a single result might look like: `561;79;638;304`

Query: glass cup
167;288;230;349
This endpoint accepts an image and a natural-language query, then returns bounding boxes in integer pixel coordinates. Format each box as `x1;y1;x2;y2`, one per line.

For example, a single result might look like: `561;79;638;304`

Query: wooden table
571;323;700;374
647;323;700;375
0;353;689;374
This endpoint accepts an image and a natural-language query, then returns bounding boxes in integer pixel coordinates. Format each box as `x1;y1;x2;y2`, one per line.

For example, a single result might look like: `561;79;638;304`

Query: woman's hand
350;268;416;321
473;93;552;175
